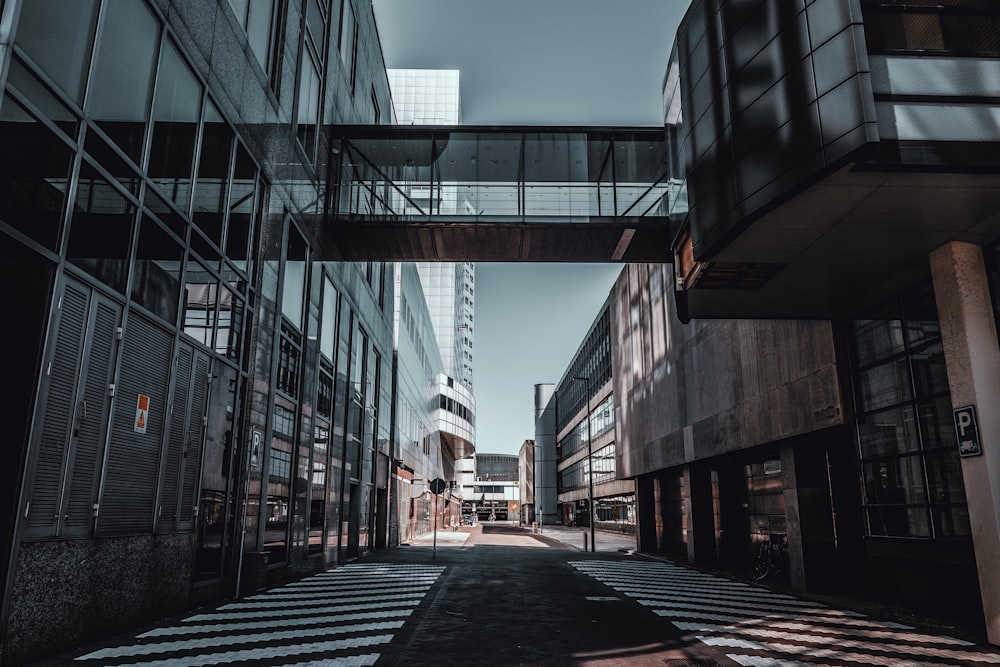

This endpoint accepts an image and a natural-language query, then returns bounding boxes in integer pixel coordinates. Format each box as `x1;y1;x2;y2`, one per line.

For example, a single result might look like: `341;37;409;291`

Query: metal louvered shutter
25;281;88;537
98;315;172;535
63;295;120;536
179;352;209;528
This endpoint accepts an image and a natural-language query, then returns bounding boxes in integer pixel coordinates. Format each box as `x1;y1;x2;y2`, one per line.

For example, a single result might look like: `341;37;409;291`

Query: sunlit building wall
539;298;637;536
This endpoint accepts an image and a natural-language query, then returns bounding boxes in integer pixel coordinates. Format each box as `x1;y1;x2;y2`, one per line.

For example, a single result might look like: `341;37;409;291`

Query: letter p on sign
953;405;982;457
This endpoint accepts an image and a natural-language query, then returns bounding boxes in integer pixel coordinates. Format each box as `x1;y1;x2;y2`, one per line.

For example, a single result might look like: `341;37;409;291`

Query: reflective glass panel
297;54;320;160
15;0;98;105
265;427;292;563
227;144;257;272
281;227;307;326
857;406;920;457
911;342;949;399
132;214;183;323
183;256;218;346
852;318;905;367
6;57;78;137
0;93;72;251
933;505;972;538
863;455;927;505
247;0;276;71
89;0;160;162
859;357;912;411
68;162;135;293
145;186;187;238
213;284;241;358
84;130;141;197
867;506;931;538
150;40;202;211
918;397;958;450
194;102;231;243
320;277;338;361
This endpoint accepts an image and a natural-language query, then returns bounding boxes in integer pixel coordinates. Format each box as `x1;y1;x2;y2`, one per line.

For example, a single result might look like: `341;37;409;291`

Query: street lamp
572;375;596;553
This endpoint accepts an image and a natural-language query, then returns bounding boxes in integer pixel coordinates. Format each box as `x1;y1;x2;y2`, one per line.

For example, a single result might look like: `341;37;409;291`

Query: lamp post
572;375;595;553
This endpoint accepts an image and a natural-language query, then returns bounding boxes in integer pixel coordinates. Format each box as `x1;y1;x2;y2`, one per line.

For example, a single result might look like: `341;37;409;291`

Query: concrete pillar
930;241;1000;645
533;384;559;526
780;442;807;592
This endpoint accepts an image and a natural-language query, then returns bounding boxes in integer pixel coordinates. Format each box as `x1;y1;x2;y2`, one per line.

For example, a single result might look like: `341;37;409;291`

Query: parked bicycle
752;534;788;581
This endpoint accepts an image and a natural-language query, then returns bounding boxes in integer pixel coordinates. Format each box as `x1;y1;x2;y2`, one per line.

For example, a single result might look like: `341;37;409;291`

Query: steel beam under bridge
324;125;680;261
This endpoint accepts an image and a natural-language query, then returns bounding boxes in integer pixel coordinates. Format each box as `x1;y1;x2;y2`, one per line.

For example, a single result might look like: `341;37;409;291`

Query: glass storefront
849;283;971;539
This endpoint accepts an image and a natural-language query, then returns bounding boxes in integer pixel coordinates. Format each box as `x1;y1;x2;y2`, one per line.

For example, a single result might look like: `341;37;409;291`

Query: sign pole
433;491;438;560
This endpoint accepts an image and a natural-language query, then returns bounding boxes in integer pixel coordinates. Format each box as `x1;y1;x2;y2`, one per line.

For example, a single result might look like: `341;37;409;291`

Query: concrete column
780;442;807;592
533;384;559;526
930;241;1000;645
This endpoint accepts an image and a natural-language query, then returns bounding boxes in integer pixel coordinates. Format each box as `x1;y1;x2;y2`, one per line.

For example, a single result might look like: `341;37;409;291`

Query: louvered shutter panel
98;315;172;535
63;295;120;536
25;281;88;537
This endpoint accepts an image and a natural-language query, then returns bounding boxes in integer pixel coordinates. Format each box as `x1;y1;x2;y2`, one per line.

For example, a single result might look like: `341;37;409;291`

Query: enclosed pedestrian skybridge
324;126;679;261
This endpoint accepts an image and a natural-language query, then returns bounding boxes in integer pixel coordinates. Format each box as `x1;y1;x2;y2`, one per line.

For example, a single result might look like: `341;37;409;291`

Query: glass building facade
0;0;432;662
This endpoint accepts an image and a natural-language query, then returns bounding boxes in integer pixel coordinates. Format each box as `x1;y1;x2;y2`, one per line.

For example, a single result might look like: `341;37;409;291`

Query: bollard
584;533;588;551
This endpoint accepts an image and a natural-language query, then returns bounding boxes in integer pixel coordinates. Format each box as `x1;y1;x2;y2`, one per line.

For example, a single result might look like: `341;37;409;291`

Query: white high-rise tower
388;69;475;390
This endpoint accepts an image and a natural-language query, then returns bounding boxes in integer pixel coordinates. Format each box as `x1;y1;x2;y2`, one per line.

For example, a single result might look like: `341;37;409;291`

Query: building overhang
675;144;1000;320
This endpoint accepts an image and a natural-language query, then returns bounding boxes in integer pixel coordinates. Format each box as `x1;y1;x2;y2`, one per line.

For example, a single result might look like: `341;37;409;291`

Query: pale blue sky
373;0;689;454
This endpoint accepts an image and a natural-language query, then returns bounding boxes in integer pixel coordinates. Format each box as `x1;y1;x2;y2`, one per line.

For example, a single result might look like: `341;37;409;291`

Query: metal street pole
574;376;596;553
433;491;438;560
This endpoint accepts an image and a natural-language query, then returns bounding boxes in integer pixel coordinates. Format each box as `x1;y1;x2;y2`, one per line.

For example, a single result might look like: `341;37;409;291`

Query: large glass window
183;256;220;346
132;214;183;323
226;144;258;274
339;1;357;93
277;321;302;399
320;276;339;361
296;53;321;164
194;102;232;243
0;92;73;251
14;0;98;105
850;284;970;539
227;0;280;76
282;226;307;326
67;163;135;293
88;0;160;162
149;39;202;211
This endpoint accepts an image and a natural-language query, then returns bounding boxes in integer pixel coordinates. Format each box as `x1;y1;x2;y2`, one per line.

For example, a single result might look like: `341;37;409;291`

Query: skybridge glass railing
328;127;676;224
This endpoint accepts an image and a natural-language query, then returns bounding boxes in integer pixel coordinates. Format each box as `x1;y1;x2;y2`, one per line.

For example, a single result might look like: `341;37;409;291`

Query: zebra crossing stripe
283;577;439;589
248;586;431;601
141;610;413;638
185;599;419;622
77;638;390;666
678;622;983;657
672;620;971;645
272;656;380;667
221;591;425;610
726;655;826;667
77;624;404;660
653;606;914;631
